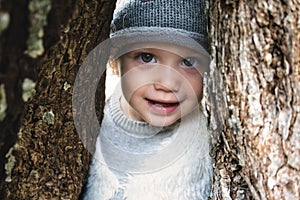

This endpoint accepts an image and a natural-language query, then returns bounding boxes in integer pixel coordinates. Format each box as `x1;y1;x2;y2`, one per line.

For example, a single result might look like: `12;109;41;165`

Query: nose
153;65;180;92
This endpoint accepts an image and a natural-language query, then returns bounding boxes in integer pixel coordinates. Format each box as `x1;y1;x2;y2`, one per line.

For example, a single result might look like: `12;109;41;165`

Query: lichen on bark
22;78;36;102
0;84;7;121
0;11;10;35
25;0;52;58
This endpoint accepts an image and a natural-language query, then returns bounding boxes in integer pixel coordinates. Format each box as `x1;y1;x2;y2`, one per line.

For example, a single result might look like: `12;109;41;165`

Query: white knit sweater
83;92;212;200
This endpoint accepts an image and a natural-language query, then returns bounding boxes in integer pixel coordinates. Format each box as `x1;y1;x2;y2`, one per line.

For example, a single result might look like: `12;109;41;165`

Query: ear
108;58;120;76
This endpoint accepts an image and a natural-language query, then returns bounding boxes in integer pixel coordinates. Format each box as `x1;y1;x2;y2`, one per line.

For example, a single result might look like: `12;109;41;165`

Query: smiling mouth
146;98;179;106
146;98;180;114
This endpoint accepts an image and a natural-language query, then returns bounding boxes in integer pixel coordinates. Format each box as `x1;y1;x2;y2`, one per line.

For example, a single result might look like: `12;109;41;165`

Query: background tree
0;0;299;199
207;0;299;199
0;0;115;199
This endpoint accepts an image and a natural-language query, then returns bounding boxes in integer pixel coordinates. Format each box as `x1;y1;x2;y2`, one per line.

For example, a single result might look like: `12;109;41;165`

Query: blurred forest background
0;0;299;199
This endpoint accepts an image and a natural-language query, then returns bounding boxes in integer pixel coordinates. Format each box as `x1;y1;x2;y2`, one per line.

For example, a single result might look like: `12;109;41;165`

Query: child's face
119;43;207;127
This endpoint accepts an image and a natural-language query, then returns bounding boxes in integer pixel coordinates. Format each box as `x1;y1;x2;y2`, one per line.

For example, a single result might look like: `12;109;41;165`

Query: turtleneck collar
96;85;207;173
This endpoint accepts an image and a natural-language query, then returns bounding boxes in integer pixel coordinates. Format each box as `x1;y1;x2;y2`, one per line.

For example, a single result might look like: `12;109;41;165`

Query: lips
146;98;180;114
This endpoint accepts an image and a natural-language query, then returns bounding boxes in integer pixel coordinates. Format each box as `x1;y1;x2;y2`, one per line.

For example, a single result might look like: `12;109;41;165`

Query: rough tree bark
207;0;299;199
1;0;299;199
0;0;115;199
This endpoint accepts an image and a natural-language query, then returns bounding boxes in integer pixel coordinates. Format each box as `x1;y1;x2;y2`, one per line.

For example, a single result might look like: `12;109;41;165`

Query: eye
182;57;197;67
137;53;156;63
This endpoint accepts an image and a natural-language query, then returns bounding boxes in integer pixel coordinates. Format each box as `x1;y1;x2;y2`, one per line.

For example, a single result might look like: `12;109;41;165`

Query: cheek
184;75;203;101
121;77;134;101
195;80;204;100
120;72;147;102
119;61;137;100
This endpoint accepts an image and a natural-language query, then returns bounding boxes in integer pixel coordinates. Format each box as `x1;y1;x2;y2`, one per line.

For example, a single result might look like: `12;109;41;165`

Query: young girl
83;0;212;199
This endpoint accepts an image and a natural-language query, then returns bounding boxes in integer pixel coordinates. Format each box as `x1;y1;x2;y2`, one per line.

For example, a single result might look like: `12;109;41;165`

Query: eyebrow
129;48;203;60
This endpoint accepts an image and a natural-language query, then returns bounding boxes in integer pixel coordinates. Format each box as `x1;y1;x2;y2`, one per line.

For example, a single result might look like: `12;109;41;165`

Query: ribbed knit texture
110;0;210;53
83;88;212;200
111;0;208;36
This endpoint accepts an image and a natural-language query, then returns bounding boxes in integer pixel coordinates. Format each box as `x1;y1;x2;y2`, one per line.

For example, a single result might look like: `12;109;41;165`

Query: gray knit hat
110;0;210;71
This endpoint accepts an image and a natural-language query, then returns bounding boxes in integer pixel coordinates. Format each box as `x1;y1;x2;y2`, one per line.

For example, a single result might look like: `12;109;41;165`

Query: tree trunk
207;0;299;199
0;0;115;199
1;0;299;199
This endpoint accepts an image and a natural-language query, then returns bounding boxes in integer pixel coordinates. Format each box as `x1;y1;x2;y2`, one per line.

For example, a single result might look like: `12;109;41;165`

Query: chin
146;116;179;127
